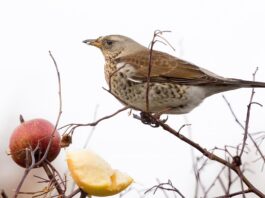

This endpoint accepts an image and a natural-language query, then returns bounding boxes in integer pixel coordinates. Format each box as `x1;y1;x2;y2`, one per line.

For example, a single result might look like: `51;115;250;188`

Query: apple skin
9;118;61;168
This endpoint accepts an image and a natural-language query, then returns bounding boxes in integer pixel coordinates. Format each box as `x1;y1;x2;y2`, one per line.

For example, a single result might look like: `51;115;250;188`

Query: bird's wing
115;50;227;85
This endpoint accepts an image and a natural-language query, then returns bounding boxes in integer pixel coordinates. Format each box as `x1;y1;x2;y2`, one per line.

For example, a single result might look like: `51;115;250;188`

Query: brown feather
115;50;224;85
115;49;265;87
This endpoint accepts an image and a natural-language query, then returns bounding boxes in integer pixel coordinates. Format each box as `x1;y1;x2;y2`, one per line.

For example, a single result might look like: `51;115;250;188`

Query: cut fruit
66;149;133;196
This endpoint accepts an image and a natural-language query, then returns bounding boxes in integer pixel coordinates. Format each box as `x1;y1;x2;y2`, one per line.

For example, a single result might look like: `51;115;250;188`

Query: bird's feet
133;112;168;128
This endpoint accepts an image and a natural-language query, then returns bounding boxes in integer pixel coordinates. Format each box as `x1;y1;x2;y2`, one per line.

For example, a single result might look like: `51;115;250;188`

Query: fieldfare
83;35;265;114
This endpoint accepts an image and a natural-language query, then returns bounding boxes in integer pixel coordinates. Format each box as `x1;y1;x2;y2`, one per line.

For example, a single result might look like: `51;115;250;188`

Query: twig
34;51;63;167
239;86;255;157
1;190;8;198
145;180;185;198
204;166;226;197
65;189;81;198
223;69;265;165
185;117;206;197
60;106;129;135
225;164;232;195
142;115;265;197
214;189;252;198
145;30;173;112
194;157;207;196
13;148;37;197
156;178;170;198
145;31;156;112
79;189;88;198
13;51;64;198
83;105;99;148
42;162;64;196
222;95;244;128
46;160;67;193
248;133;265;167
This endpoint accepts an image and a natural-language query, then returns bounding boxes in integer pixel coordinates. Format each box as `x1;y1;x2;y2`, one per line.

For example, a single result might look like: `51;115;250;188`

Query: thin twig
239;86;255;157
204;166;226;197
83;105;99;148
13;148;37;197
46;160;67;193
1;190;8;198
223;68;265;165
156;178;170;198
13;51;64;198
60;106;129;135
145;31;156;112
79;189;88;198
65;189;81;198
34;51;63;167
42;162;64;196
144;116;265;197
145;180;185;198
214;189;252;198
145;30;174;112
222;95;244;128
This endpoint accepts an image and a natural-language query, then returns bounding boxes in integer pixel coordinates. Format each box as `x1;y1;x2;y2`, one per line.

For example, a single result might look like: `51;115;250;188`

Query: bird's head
83;35;145;60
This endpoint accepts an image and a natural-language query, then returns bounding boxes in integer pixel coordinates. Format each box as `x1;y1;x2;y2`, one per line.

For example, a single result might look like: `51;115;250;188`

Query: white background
1;0;265;197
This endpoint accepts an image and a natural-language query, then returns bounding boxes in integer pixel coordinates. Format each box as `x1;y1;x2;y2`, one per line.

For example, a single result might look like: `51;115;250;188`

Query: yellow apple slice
67;149;133;196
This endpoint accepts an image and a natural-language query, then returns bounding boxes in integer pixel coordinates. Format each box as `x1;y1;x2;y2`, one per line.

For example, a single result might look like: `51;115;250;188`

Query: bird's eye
106;40;113;46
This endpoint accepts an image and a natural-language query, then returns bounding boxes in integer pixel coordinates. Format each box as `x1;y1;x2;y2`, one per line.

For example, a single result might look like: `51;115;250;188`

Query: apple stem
19;114;25;123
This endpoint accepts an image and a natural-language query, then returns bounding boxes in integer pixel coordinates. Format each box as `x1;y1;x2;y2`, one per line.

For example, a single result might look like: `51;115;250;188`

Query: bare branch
145;180;185;198
135;114;265;197
1;190;8;198
214;189;252;198
60;106;129;136
42;161;65;196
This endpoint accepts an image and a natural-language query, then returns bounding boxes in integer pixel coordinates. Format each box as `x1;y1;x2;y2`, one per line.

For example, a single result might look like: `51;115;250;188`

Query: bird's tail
205;78;265;97
229;78;265;88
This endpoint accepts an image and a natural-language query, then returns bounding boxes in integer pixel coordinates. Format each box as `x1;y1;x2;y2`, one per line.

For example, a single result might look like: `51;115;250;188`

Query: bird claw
133;112;168;127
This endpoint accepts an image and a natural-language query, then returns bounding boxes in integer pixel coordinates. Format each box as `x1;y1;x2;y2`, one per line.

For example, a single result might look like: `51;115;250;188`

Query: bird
83;35;265;115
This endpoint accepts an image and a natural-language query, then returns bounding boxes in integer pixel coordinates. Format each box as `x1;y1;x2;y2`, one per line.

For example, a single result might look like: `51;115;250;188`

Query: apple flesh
9;118;61;168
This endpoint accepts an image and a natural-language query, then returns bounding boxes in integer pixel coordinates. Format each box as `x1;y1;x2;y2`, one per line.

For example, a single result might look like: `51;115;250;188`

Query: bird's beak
83;38;102;48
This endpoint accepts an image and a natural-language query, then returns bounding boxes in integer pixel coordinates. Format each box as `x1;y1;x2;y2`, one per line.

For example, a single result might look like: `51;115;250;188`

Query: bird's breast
104;61;207;114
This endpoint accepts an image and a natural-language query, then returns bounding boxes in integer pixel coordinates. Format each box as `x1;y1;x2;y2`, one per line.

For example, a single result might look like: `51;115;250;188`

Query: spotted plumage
83;35;265;114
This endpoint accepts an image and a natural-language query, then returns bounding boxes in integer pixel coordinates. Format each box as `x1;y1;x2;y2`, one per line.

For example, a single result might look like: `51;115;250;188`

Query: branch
239;77;256;157
42;161;65;196
34;51;63;167
142;115;265;197
214;189;252;198
13;51;64;197
145;180;185;198
60;106;129;136
13;148;38;198
222;69;265;166
145;30;173;112
1;190;8;198
65;189;81;198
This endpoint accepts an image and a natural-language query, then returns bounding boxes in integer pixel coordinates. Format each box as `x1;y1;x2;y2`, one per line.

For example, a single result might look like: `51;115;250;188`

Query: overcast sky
1;0;265;197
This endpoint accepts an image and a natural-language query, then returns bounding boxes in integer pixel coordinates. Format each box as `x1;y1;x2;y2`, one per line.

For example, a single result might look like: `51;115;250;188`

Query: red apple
9;118;61;168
